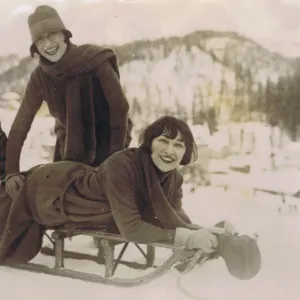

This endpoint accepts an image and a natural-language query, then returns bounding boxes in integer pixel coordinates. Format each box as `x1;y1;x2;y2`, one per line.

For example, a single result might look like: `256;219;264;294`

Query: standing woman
5;5;132;198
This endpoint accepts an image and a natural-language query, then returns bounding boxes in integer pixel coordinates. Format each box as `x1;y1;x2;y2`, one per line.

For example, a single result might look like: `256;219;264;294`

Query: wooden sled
6;228;205;287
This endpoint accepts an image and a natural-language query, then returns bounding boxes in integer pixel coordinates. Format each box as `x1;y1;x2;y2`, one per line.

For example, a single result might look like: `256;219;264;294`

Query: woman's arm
5;71;44;175
102;156;175;243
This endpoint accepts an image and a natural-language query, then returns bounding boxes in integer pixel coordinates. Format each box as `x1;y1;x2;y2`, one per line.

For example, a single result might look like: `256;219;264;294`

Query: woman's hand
175;226;225;253
187;227;225;253
5;174;25;198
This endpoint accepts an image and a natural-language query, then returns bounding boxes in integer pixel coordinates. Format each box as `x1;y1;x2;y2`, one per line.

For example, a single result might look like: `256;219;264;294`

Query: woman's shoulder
29;65;46;84
100;148;139;182
103;148;138;169
169;168;184;186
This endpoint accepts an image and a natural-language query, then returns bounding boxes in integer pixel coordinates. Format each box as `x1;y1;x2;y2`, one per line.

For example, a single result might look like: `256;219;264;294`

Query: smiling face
151;131;186;172
35;31;67;62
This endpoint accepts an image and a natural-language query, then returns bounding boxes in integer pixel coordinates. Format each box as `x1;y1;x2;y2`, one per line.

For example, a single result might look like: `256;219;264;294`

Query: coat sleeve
5;71;44;175
102;157;175;243
96;61;130;155
0;127;7;177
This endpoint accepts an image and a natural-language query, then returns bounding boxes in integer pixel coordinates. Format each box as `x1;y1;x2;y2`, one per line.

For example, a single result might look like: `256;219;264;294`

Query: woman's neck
152;160;171;183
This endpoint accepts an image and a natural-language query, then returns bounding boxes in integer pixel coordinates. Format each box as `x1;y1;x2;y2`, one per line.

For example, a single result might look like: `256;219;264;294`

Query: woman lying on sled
0;116;260;279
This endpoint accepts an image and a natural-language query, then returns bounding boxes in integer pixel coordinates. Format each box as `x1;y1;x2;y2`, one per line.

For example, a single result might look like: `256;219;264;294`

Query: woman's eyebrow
176;137;185;142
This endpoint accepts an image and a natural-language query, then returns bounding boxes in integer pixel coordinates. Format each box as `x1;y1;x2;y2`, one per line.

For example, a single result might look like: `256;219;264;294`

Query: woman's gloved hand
174;226;225;253
5;174;25;198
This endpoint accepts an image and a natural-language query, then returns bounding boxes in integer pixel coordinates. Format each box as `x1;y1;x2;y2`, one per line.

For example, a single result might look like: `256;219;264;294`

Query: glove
5;174;25;198
174;227;225;253
215;219;238;236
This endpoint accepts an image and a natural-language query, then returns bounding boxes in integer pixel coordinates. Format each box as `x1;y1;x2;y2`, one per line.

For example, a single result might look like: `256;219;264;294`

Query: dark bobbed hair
30;29;72;57
139;116;198;165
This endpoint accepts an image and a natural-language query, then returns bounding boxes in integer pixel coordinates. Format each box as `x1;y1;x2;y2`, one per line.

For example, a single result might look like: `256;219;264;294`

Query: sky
1;0;300;58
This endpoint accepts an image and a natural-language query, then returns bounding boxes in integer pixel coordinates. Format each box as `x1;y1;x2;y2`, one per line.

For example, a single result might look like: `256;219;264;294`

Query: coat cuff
174;227;192;246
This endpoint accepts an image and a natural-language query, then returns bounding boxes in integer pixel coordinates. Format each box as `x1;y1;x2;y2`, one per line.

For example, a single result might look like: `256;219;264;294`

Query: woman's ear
30;44;39;58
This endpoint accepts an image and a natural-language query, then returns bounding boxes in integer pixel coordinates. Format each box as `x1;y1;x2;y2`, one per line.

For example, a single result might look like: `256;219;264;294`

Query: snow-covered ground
1;183;299;300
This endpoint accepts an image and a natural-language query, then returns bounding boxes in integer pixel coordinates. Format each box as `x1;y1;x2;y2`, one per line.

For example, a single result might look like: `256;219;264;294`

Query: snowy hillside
0;30;295;123
201;33;292;84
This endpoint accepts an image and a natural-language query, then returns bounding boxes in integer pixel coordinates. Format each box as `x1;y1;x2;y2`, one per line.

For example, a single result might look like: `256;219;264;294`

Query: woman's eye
175;143;184;148
48;33;56;39
159;138;168;144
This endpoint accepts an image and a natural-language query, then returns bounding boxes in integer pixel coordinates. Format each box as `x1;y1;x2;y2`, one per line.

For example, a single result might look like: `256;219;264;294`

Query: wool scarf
134;147;195;230
39;43;119;164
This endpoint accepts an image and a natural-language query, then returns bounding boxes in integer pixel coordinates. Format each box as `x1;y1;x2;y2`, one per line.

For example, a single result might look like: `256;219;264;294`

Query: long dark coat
0;148;192;264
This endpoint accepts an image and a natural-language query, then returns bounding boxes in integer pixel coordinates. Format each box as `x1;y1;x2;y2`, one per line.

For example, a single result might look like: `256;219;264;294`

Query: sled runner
6;228;205;287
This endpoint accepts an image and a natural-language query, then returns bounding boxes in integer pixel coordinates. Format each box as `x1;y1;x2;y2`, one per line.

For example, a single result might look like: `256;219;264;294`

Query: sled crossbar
57;228;180;249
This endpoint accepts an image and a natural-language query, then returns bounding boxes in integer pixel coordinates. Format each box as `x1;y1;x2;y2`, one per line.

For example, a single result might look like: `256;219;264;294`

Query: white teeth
160;156;174;163
163;157;172;161
45;46;58;55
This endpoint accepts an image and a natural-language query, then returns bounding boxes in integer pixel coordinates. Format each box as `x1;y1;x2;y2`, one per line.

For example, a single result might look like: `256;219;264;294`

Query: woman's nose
165;143;175;153
43;38;52;47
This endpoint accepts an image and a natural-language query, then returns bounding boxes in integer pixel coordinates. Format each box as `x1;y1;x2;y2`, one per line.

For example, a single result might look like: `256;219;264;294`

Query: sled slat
146;245;155;267
100;239;114;277
50;229;182;251
52;231;65;268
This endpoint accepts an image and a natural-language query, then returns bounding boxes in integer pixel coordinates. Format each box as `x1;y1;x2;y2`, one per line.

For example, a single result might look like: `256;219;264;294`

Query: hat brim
29;29;72;57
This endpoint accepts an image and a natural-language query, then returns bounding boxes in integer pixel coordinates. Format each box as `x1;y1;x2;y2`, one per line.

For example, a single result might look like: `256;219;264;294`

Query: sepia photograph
0;0;299;299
